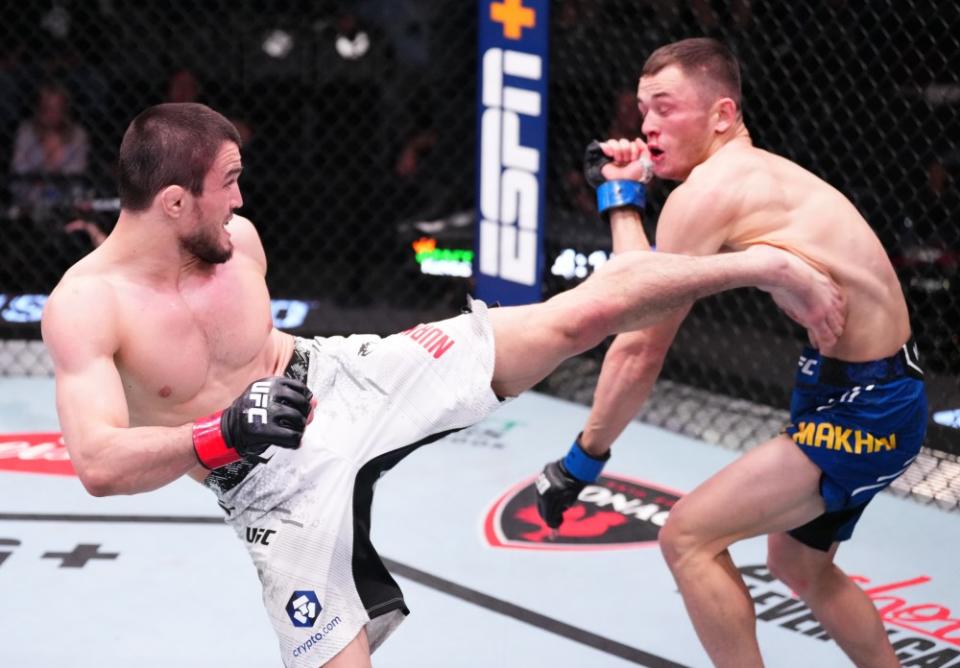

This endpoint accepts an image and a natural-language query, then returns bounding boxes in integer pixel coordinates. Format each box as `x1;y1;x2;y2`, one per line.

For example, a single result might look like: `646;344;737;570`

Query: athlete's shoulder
228;214;268;269
228;213;258;235
43;265;121;359
696;142;769;182
668;146;754;216
47;265;118;320
51;246;119;299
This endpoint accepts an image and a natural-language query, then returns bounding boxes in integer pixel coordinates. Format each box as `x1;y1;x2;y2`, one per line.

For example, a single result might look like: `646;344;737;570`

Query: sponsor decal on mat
484;473;680;551
0;432;74;476
742;564;960;663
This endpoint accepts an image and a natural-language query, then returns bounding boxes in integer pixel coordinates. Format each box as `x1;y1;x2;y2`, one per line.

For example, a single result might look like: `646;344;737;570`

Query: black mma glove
193;376;313;469
535;435;610;529
583;139;648;219
583;140;614;189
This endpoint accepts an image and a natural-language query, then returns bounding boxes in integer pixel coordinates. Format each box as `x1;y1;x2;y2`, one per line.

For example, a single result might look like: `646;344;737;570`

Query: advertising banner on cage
475;0;549;305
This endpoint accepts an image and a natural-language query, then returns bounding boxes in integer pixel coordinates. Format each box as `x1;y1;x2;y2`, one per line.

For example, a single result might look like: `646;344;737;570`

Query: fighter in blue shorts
535;38;927;667
784;341;927;549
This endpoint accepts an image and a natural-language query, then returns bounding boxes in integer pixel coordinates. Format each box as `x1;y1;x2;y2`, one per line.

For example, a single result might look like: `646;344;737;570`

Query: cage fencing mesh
0;1;957;508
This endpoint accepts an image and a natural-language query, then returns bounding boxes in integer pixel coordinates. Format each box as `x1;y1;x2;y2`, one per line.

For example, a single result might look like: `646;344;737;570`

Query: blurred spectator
690;0;754;35
896;153;960;372
64;218;107;248
906;153;960;246
166;68;202;104
394;126;437;180
162;67;252;146
7;82;106;267
8;82;92;222
389;106;440;221
11;82;88;177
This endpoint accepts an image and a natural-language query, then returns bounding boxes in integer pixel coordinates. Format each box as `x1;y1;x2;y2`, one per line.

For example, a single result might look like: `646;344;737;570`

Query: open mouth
649;146;665;161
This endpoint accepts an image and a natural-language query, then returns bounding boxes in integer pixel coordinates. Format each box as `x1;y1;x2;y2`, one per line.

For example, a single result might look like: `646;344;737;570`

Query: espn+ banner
475;0;549;305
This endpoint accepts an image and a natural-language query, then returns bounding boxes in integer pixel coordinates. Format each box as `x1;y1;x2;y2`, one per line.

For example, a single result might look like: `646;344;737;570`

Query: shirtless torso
44;100;853;668
45;214;294;485
670;139;908;361
535;42;922;668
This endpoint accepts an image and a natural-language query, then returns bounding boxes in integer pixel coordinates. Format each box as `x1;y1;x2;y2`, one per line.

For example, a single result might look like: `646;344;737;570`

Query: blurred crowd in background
0;0;956;373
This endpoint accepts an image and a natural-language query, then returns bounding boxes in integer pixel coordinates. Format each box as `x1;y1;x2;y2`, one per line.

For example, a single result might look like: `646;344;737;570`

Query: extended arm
581;201;689;454
535;149;732;527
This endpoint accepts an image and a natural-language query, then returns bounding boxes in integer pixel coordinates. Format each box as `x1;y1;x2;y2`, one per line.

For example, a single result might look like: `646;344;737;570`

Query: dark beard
181;226;232;264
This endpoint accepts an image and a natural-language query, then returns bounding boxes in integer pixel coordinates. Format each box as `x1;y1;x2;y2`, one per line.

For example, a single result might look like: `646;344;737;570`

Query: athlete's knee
550;296;616;353
658;504;702;571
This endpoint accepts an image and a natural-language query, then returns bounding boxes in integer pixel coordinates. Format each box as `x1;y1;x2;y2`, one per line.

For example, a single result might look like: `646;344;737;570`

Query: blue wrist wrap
562;438;608;483
596;180;646;216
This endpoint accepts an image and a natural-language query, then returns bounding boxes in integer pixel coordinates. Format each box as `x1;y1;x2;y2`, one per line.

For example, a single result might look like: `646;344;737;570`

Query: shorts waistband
284;337;312;384
798;338;924;387
204;337;313;497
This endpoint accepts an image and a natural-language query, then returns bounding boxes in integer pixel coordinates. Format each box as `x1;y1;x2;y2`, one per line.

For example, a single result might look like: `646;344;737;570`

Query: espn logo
247;380;272;425
478;46;543;287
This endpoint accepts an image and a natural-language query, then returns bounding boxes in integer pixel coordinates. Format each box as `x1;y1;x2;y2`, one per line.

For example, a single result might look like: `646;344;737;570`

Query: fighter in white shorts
208;303;500;666
43;103;846;667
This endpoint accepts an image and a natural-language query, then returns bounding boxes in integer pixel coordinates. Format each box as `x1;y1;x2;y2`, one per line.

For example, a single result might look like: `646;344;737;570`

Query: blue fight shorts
783;340;927;550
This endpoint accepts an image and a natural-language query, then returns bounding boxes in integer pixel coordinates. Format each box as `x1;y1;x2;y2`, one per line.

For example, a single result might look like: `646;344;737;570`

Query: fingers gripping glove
192;376;313;470
583;140;648;219
535;435;611;529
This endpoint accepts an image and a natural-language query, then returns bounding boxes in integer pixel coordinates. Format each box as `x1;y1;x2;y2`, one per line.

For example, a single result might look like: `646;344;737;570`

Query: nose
233;184;244;210
641;115;657;140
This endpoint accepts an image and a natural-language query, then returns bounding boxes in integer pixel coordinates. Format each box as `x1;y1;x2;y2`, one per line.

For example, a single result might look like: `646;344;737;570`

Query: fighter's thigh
324;628;371;668
663;435;826;554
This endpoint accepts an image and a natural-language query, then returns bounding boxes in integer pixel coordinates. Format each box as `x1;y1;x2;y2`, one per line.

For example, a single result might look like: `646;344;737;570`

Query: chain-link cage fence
0;0;479;356
538;0;960;510
0;1;957;507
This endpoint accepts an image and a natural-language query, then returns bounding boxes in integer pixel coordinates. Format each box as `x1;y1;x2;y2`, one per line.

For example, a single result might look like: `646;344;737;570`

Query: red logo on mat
0;433;75;476
484;473;681;551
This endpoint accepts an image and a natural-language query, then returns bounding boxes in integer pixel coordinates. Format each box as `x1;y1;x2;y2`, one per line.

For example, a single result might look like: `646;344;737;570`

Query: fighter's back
693;141;910;361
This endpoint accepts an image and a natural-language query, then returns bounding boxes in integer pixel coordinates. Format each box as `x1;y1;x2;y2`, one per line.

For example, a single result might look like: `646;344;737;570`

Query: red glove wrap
192;410;239;469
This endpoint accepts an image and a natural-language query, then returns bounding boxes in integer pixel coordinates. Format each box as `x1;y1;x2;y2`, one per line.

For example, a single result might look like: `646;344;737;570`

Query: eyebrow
637;91;673;104
224;166;243;181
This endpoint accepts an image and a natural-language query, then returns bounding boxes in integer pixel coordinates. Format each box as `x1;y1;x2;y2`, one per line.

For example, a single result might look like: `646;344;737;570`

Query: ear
713;97;738;134
158;185;186;219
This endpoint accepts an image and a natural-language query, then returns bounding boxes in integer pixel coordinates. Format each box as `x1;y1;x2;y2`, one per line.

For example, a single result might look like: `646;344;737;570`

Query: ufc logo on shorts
247;381;271;424
798;356;819;376
245;527;276;545
478;47;542;286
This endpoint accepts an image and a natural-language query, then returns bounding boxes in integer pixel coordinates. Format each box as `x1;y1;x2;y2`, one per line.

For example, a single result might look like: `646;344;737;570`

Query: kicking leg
488;247;842;397
323;628;371;668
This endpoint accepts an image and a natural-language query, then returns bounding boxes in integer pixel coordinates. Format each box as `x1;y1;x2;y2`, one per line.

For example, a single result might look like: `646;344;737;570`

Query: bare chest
115;268;275;421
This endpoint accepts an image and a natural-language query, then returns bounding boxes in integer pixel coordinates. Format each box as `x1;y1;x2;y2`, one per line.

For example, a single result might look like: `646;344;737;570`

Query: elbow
79;473;116;497
75;462;123;497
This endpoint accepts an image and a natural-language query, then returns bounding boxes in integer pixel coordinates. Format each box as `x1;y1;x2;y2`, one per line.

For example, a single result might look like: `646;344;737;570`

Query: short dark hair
642;38;742;110
118;103;241;212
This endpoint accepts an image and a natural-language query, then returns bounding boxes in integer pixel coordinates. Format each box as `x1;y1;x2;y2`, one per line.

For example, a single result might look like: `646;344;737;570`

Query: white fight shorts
205;300;501;666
